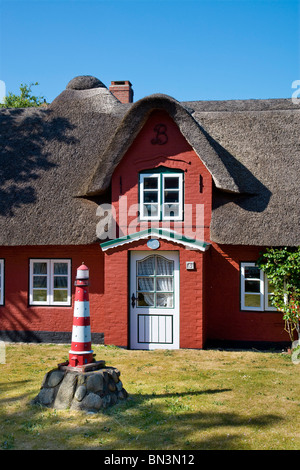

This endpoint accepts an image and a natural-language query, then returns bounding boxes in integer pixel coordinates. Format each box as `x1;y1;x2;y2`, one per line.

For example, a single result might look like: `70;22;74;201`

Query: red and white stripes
69;264;94;367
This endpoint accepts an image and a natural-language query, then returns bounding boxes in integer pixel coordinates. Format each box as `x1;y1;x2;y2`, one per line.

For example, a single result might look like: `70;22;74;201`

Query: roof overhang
82;93;242;197
100;228;210;252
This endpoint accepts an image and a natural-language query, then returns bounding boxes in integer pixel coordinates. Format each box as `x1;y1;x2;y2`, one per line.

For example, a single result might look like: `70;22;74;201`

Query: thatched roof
183;99;300;246
83;94;241;196
0;75;299;246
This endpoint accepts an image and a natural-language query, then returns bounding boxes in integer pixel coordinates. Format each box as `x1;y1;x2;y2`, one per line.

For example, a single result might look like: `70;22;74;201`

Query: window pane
33;289;47;302
244;294;261;308
245;280;260;293
144;177;158;189
164;191;179;203
144;191;158;203
157;293;173;308
268;280;275;293
268;295;275;308
138;292;154;307
33;276;47;288
54;262;68;275
33;262;47;275
156;277;173;292
245;267;260;279
143;204;158;217
53;290;68;303
53;276;68;288
164;204;179;217
138;257;155;276
138;277;154;292
164;177;179;189
157;257;174;276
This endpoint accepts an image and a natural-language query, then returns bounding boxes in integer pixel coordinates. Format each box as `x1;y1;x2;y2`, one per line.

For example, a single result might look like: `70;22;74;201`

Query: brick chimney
109;80;134;103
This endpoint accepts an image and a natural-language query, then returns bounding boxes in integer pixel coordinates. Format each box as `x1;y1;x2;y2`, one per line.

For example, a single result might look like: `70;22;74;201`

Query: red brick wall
0;242;288;347
0;245;105;338
112;110;212;242
204;243;289;344
0;240;206;349
107;109;212;348
102;238;206;348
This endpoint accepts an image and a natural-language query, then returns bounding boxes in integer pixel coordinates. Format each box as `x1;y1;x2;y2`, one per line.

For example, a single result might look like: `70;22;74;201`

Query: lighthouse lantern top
76;263;89;280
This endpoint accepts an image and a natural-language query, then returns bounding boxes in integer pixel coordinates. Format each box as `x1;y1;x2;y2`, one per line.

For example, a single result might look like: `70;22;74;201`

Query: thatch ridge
83;93;242;196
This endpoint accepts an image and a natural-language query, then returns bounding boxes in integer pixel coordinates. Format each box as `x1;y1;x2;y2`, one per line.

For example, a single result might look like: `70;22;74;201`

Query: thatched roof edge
82;94;242;196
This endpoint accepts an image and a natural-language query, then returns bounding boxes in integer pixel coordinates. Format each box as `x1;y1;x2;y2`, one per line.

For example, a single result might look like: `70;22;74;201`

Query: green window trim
100;228;210;252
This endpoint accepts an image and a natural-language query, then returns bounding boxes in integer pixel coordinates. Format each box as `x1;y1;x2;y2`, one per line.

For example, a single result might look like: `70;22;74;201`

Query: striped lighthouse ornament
69;263;94;367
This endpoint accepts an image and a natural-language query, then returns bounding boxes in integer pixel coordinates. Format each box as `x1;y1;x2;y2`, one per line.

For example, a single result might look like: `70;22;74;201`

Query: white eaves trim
100;228;210;252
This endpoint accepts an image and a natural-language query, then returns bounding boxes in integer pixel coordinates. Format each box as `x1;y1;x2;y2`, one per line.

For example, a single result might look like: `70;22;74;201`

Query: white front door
130;251;179;349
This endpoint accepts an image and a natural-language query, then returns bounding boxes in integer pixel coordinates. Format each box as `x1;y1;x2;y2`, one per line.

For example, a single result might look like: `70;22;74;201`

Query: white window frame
29;259;71;306
139;172;183;221
0;259;4;306
264;276;277;311
140;173;161;221
162;173;183;221
240;262;277;312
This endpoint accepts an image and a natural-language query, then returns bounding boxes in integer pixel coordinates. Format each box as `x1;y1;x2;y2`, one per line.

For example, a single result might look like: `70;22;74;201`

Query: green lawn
0;343;299;450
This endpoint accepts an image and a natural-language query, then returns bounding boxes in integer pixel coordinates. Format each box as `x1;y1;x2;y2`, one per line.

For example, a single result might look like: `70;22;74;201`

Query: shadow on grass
0;380;32;404
101;388;283;450
0;383;284;450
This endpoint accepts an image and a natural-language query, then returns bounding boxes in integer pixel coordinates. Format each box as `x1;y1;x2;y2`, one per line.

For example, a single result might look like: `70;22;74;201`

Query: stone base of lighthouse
31;361;128;413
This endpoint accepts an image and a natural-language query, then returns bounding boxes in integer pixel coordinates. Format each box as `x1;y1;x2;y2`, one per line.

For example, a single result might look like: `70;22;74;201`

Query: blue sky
0;0;299;103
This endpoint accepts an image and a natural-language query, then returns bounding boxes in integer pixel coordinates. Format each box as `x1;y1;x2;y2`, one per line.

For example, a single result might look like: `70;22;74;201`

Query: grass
0;343;299;450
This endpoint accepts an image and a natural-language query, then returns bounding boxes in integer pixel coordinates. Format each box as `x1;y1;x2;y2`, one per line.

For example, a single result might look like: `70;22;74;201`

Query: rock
118;390;126;400
77;374;86;386
33;387;55;406
32;365;128;413
116;381;123;391
108;381;116;392
53;372;77;409
102;395;111;408
48;370;64;388
100;370;109;383
74;384;87;402
111;393;118;405
109;369;120;383
86;373;103;393
41;372;49;388
81;393;103;411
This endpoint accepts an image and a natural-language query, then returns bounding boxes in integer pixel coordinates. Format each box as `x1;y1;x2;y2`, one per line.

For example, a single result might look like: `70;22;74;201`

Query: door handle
131;293;138;308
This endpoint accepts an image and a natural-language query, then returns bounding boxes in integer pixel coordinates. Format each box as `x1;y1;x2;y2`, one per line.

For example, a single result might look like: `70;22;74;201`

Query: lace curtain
137;255;174;307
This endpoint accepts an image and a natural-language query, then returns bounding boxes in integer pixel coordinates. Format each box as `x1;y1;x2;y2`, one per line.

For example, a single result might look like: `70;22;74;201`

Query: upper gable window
139;170;183;221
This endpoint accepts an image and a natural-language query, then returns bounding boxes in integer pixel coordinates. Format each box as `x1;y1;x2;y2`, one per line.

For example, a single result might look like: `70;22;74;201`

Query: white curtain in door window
156;277;173;306
138;278;154;306
137;256;155;306
156;257;173;307
157;256;173;275
156;277;173;292
137;256;154;276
